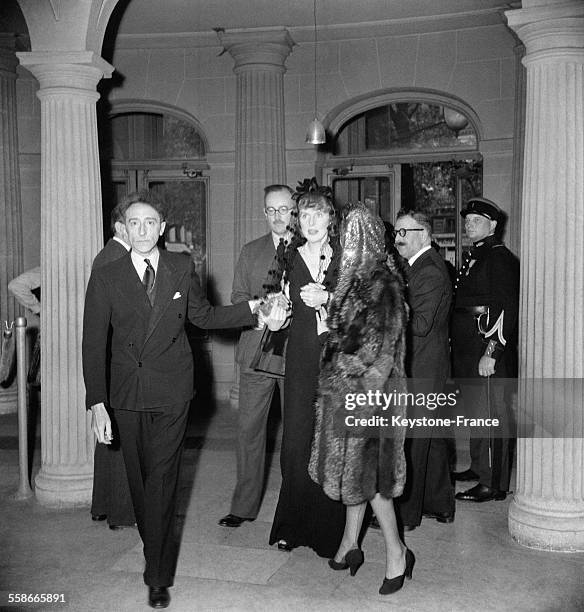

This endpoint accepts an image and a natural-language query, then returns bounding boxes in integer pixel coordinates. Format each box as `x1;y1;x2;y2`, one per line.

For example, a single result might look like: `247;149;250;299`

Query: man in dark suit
451;197;519;502
82;190;257;609
394;209;455;530
90;203;135;530
219;184;295;528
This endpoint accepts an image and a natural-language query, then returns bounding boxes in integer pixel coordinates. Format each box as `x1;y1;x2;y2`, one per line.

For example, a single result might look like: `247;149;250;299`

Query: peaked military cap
460;197;502;222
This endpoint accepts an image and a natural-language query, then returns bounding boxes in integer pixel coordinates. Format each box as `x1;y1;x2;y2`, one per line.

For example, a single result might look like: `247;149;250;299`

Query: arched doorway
99;105;209;285
322;92;482;268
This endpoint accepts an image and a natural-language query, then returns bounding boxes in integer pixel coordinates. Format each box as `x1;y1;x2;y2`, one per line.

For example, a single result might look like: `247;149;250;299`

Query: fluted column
219;29;294;253
15;51;113;506
508;42;526;256
0;35;24;414
0;34;23;325
506;1;584;550
219;29;294;407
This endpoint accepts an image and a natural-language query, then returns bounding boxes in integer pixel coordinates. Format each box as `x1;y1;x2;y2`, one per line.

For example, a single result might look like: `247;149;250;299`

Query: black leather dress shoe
91;514;106;521
148;586;170;609
423;510;455;523
109;522;137;530
218;514;253;528
452;469;479;482
456;483;506;502
277;539;294;551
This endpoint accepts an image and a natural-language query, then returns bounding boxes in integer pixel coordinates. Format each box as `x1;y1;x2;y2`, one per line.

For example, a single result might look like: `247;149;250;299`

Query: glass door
323;161;481;269
323;165;401;224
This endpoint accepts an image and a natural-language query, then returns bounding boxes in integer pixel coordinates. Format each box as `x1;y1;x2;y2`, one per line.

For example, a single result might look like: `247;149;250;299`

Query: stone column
0;35;24;414
219;28;294;253
506;0;584;550
219;29;294;407
508;42;526;256
15;51;113;506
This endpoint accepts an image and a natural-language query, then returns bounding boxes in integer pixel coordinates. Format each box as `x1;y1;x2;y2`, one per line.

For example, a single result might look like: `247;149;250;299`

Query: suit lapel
143;252;183;345
262;235;277;266
113;253;152;320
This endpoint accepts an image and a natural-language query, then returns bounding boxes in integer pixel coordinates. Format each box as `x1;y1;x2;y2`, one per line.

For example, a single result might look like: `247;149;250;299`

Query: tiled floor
1;405;583;612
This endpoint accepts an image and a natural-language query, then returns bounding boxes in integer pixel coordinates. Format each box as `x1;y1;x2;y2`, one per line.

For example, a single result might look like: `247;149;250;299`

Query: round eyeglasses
392;228;424;238
265;206;292;216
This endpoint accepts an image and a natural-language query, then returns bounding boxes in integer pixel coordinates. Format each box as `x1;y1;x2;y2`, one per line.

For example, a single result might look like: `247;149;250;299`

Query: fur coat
309;259;408;505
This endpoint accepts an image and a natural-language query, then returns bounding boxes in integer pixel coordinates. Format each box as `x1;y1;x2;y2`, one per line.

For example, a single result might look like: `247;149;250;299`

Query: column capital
15;50;113;91
506;1;584;63
218;28;295;73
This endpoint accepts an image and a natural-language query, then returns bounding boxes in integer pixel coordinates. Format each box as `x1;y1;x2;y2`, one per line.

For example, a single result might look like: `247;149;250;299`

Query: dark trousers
116;402;190;587
231;371;284;518
397;437;454;527
452;312;516;493
462;382;513;492
91;440;135;526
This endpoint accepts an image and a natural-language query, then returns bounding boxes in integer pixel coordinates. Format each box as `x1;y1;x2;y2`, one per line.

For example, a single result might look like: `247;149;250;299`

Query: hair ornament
292;177;332;202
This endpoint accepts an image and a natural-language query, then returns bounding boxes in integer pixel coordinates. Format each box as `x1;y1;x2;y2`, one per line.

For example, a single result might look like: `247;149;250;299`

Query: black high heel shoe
328;548;364;576
379;549;415;595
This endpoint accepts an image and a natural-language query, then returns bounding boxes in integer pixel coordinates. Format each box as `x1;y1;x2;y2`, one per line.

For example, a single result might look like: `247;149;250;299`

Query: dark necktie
264;238;287;295
276;237;286;259
142;258;155;303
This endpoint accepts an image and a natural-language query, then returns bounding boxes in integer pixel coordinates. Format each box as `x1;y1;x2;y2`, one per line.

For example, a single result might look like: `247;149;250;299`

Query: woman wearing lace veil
309;202;415;595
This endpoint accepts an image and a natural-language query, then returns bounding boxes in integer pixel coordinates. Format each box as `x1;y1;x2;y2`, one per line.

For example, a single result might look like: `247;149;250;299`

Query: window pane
336;102;476;156
331;176;393;223
105;113;205;160
401;160;482;267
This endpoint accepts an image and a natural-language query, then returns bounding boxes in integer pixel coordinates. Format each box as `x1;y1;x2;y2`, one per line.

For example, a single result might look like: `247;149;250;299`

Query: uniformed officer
451;197;519;502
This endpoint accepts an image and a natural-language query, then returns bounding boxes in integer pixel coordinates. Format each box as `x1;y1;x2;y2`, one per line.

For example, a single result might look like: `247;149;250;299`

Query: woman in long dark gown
267;179;346;558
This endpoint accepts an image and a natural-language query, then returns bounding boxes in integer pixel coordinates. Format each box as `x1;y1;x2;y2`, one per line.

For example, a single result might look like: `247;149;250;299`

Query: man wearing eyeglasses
392;209;455;530
219;184;296;528
451;197;519;503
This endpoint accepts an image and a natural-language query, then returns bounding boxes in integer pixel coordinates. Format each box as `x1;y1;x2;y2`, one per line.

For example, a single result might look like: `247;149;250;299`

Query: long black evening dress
269;249;346;558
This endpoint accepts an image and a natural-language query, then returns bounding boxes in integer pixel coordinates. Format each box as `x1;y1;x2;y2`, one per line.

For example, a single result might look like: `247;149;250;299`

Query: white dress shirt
131;249;160;282
408;245;432;267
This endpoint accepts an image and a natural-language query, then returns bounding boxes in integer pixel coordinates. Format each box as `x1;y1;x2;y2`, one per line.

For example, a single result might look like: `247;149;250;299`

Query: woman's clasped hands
300;283;329;310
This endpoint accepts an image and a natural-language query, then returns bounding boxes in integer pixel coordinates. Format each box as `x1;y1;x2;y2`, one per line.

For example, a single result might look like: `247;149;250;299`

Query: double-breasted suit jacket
83;250;254;412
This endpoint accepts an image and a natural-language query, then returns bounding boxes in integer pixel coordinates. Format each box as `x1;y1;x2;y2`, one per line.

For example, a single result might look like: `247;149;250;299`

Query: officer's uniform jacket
452;234;519;376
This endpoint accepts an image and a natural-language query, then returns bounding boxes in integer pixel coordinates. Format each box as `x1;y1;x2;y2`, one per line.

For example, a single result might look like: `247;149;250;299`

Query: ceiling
113;0;519;34
4;0;520;48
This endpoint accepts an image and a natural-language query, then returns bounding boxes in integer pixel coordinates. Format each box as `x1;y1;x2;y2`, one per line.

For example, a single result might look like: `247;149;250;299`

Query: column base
34;467;93;508
0;383;17;414
509;494;584;552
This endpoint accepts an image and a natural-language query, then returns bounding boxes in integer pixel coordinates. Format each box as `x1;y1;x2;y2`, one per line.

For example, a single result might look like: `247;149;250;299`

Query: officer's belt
454;305;488;315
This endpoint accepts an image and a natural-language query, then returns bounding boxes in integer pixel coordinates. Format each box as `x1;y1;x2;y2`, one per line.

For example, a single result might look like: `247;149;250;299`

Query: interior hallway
1;404;583;612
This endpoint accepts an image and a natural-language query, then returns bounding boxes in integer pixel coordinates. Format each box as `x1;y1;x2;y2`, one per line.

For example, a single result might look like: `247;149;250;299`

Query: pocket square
173;292;182;300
